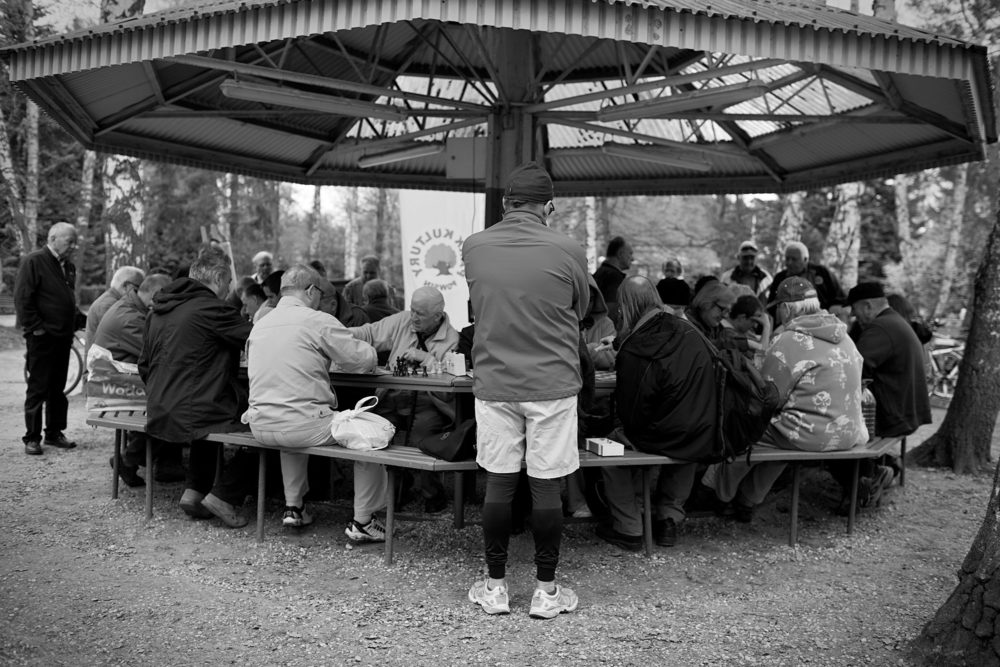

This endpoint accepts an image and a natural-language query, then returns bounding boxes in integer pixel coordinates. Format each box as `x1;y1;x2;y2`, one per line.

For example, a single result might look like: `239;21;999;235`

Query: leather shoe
596;523;642;552
110;456;145;488
43;434;76;449
179;488;213;520
201;493;249;528
653;518;678;547
24;440;43;456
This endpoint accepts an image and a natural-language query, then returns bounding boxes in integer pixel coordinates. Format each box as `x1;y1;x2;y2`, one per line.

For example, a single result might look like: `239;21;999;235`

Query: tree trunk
933;165;970;319
102;156;146;273
774;192;804;274
822;182;863;287
894;173;919;297
343;187;359;280
309;186;322;260
918;459;1000;665
585;196;597;272
23;101;38;246
910;197;1000;473
0;103;30;253
75;150;97;299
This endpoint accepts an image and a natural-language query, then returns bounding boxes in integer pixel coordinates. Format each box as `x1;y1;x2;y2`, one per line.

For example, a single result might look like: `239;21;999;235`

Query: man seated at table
349;286;460;513
93;273;172;487
242;265;385;536
139;245;256;527
702;276;869;521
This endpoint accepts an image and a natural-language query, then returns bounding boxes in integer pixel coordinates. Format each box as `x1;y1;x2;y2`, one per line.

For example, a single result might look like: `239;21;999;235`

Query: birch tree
822;182;863;287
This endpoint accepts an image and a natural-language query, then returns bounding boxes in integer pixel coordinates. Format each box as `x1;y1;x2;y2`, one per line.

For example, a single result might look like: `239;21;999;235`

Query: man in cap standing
724;241;772;298
463;162;589;618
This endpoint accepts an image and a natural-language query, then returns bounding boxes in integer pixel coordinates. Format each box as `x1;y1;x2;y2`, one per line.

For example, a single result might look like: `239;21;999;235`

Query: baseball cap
504;162;554;203
846;282;886;305
768;276;817;307
738;240;758;255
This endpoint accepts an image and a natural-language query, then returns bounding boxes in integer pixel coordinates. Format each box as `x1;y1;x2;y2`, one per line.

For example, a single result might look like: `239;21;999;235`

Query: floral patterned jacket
763;312;868;451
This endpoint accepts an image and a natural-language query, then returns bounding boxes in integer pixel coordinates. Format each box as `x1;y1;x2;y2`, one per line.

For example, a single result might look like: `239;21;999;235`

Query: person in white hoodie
703;276;868;522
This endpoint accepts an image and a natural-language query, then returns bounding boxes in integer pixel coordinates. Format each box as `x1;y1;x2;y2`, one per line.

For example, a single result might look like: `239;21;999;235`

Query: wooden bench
87;411;903;561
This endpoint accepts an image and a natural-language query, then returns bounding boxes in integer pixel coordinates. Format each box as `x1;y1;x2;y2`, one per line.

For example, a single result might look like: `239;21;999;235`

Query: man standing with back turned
14;221;84;455
463;162;589;619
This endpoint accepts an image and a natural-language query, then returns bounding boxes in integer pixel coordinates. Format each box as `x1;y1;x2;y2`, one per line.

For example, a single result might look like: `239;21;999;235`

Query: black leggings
482;471;563;582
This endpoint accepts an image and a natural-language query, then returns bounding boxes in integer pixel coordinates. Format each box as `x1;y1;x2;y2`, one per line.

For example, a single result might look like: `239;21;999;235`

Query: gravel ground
0;330;994;666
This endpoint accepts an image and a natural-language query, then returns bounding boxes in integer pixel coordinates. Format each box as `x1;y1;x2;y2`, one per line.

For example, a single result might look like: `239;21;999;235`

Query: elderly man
361;279;400;323
349;286;460;513
14;221;85;455
768;241;844;310
463;161;588;619
835;282;932;501
704;276;868;521
242;266;384;532
93;273;172;487
249;251;273;284
139;245;255;527
343;255;381;306
593;236;633;325
85;265;145;359
724;241;772;298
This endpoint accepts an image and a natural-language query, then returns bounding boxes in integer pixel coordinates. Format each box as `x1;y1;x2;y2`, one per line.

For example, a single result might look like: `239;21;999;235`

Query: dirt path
0;332;993;666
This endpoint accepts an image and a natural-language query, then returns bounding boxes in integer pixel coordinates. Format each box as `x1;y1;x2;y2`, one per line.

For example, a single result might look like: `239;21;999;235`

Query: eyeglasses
124;281;141;292
713;302;732;316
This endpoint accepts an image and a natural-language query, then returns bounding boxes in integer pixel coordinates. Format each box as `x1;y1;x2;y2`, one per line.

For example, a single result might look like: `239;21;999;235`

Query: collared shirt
243;296;377;430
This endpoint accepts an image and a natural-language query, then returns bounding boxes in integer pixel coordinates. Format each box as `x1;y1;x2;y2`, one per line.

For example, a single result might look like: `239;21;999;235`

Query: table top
330;368;616;394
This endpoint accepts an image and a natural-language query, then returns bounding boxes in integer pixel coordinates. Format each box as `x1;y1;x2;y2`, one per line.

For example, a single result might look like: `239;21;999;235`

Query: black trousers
23;333;72;443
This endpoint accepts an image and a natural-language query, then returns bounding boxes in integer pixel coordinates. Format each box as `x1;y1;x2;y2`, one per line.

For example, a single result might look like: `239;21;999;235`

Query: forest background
1;0;997;327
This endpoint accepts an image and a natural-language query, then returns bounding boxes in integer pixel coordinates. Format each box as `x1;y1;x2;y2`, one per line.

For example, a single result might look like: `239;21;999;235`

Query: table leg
385;468;396;566
111;429;122;499
641;468;653;557
256;450;267;542
145;435;154;521
454;472;465;529
788;464;800;547
899;437;907;487
848;459;860;534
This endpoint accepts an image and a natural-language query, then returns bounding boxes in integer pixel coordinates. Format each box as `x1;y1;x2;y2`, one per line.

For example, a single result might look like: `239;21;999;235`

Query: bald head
410;286;445;335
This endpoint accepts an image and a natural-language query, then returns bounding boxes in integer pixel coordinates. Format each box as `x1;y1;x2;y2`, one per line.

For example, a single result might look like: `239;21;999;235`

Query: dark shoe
110;456;145;488
653;518;677;547
596;524;642;552
423;492;448;514
154;462;186;484
860;466;894;508
24;440;43;456
43;434;76;449
733;502;755;523
179;488;213;520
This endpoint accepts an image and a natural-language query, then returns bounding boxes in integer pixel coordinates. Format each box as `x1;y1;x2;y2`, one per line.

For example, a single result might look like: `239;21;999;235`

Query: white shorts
474;396;580;479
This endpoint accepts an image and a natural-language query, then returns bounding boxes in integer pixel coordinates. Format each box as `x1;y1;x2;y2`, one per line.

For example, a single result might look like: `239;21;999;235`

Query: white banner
398;190;485;330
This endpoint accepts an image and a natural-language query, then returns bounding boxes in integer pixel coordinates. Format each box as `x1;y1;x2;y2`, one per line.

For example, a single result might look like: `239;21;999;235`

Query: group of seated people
90;240;931;553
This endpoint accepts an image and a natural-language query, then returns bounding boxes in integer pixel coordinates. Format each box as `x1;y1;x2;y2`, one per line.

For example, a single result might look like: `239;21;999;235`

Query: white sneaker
345;515;386;542
529;585;579;619
282;506;313;528
468;579;510;615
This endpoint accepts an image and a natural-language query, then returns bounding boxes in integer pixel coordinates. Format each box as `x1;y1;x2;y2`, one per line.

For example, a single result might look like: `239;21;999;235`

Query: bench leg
453;472;465;529
899;437;906;487
256;450;267;543
788;464;800;547
848;459;860;534
145;435;154;521
385;468;396;566
214;445;224;488
641;468;653;557
111;429;122;499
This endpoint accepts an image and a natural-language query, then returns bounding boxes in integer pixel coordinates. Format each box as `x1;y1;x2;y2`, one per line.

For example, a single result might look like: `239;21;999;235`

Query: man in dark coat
593;236;633;326
768;241;844;311
139;246;255;527
14;221;85;455
360;279;400;323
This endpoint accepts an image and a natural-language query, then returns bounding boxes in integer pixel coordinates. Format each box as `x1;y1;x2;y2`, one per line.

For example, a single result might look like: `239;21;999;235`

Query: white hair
110;266;145;291
785;241;809;261
252;251;273;264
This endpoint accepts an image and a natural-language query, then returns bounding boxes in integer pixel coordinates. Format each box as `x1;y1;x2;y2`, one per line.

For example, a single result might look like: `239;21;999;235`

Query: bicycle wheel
64;342;84;394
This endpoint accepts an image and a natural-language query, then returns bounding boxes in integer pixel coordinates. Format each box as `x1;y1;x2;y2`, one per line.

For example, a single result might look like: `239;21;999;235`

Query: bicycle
926;334;964;404
23;332;86;395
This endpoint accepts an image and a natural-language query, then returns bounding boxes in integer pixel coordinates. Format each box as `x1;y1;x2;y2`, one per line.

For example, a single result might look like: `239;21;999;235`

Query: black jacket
138;278;252;442
614;310;718;460
14;247;83;337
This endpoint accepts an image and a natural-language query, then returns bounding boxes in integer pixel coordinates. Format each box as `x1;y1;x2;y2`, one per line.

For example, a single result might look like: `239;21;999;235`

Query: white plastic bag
329;396;395;451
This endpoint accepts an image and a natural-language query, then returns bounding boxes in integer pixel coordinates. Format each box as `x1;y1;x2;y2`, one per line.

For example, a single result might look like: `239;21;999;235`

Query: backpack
698;335;783;462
